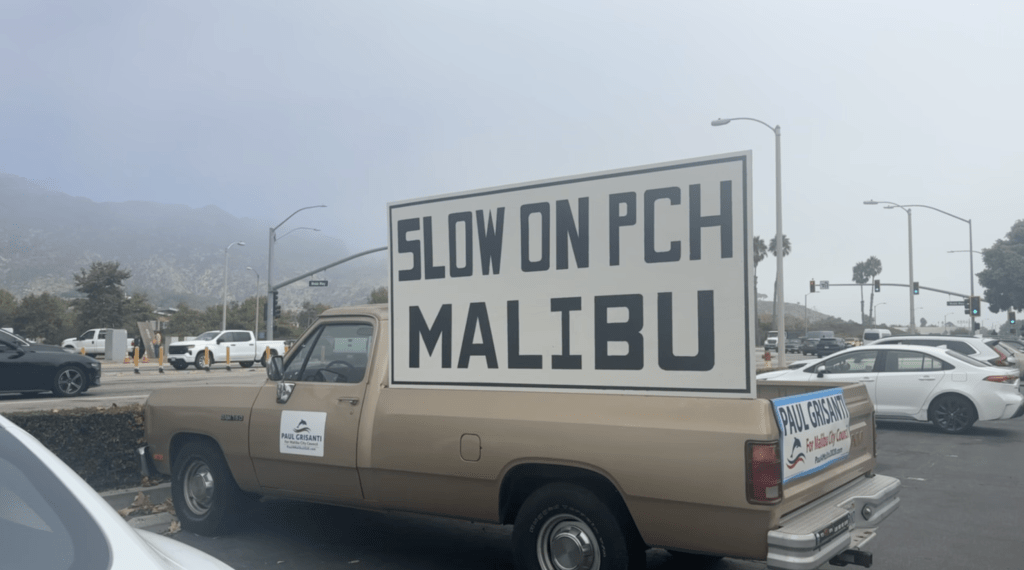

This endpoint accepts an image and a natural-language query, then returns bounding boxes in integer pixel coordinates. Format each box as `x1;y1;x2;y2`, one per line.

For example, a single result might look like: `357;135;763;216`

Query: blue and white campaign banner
388;152;756;397
773;388;852;483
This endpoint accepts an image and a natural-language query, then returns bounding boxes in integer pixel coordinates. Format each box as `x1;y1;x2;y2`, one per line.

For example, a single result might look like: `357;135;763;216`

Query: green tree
296;301;332;331
13;293;71;344
855;256;883;323
0;289;17;326
367;286;388;304
852;261;869;324
73;261;133;328
752;237;767;300
122;292;155;333
978;220;1024;313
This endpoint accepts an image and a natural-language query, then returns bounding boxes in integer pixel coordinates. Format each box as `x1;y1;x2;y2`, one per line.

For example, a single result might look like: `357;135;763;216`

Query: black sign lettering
608;192;636;266
520;202;550;272
644;187;681;263
423;217;446;280
594;294;644;370
409;305;452;367
397;218;421;282
550;297;582;369
476;208;504;275
448;212;473;278
556;198;589;270
507;301;542;369
657;290;714;371
458;302;498;368
688;181;733;260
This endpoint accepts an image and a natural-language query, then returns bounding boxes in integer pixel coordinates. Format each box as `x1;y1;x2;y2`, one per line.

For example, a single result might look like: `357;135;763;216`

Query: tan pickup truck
143;154;899;569
144;306;899;570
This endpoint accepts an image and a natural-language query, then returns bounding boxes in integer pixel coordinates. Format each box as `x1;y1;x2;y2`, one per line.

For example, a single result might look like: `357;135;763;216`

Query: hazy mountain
0;173;386;310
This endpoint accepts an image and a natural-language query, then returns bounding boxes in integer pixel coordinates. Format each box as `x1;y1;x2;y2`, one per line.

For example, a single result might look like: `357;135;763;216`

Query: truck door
248;320;373;500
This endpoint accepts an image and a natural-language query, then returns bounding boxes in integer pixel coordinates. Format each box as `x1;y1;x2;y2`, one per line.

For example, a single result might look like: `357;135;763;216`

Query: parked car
0;334;102;397
814;337;847;357
785;337;801;353
800;330;835;354
869;335;1014;368
757;344;1024;433
0;414;234;569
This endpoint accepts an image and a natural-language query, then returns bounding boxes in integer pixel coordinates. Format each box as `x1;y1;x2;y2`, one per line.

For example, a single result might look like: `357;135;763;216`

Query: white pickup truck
61;329;134;356
165;330;286;370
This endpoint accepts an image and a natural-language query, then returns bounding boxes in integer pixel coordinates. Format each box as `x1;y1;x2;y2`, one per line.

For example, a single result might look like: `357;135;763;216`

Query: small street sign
946;300;966;306
820;280;830;290
309;280;329;287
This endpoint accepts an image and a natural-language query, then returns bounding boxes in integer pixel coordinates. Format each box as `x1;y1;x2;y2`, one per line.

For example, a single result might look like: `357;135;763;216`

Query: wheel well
499;464;638;533
169;433;223;468
928;392;978;418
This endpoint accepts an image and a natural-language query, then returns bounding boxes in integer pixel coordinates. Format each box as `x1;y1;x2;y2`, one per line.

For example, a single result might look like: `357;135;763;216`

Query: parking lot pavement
100;483;174;533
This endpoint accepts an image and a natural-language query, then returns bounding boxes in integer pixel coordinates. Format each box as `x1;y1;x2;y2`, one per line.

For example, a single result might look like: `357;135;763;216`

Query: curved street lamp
863;201;916;334
713;117;786;366
222;241;246;331
267;206;326;341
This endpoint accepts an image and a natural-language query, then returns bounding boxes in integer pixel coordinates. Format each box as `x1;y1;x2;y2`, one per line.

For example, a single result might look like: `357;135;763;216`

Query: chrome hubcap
183;461;214;515
537;515;598;570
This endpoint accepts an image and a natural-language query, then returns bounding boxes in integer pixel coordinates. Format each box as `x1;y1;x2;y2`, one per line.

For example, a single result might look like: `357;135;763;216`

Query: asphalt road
163;416;1024;570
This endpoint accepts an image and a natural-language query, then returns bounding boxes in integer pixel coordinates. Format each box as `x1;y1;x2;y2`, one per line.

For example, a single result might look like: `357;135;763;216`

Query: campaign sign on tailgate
773;388;851;483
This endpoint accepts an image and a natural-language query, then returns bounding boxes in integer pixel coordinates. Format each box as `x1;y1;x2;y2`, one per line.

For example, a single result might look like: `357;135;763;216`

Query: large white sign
773;388;852;483
388;152;755;397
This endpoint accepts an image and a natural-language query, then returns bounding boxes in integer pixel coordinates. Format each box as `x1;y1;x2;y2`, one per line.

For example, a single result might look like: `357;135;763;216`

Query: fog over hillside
0;173;386;310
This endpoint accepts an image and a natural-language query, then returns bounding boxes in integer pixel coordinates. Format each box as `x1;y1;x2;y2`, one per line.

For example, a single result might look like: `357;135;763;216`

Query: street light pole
222;241;245;331
267;206;326;341
863;201;916;334
247;267;260;338
713;117;786;367
804;292;816;336
900;204;975;333
874;302;887;324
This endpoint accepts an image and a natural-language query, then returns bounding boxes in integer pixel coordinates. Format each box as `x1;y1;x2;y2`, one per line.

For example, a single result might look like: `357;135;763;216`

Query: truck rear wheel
513;483;644;570
171;440;248;536
239;361;254;369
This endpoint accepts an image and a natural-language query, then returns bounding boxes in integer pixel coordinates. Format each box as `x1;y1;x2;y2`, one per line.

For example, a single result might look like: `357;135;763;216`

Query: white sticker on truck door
279;411;327;457
773;388;851;483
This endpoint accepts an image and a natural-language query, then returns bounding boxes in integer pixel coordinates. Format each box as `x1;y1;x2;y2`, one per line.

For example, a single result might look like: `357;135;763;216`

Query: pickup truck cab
165;330;285;370
62;329;133;357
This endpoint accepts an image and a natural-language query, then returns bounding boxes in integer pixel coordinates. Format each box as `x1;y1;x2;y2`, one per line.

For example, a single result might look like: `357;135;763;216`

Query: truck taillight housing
746;441;782;505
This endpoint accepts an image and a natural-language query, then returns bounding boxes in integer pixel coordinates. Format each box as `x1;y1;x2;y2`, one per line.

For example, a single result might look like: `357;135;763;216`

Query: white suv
869;336;1015;369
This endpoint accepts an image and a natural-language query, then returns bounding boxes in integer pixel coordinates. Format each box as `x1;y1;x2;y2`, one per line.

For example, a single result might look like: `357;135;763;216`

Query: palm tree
852;261;869;324
861;256;883;322
753;236;767;299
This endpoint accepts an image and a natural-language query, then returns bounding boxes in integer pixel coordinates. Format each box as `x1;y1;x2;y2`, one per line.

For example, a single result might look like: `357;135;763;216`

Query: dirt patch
2;404;163;491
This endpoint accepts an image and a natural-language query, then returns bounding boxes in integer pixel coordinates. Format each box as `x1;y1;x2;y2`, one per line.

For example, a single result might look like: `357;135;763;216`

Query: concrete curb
100;482;175;533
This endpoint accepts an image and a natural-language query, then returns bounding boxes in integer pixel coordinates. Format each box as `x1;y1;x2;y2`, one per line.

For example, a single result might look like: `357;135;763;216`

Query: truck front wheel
513;483;644;570
194;353;214;369
171;440;249;536
170;360;189;371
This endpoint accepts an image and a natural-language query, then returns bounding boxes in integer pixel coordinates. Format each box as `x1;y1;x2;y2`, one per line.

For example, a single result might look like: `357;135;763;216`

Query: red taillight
984;375;1015;383
746;441;782;505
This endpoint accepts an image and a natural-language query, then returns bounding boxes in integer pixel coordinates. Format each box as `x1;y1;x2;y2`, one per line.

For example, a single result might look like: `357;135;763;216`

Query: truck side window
282;323;373;384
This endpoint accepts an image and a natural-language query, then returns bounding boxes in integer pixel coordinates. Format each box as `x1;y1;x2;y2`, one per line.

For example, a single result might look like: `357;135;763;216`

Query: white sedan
0;414;234;569
758;344;1024;434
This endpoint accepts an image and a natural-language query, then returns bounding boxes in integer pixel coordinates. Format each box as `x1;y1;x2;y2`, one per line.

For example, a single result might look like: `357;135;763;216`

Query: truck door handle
338;398;360;406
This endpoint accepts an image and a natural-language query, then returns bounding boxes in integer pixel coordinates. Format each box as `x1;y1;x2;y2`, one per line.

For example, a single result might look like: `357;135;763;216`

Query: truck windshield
195;332;220;341
283;323;373;384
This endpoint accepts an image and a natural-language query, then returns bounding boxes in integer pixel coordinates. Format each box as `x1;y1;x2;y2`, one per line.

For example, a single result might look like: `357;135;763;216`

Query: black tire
52;366;86;397
929;394;977;434
171;440;249;535
170;360;189;371
513;483;644;570
194;352;214;369
239;361;254;369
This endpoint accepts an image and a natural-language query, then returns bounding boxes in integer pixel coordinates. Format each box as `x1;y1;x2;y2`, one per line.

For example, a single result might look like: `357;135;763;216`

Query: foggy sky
3;1;1022;328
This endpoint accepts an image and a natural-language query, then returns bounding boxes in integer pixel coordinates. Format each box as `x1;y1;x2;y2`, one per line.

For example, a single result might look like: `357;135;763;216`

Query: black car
0;331;101;397
814;337;847;358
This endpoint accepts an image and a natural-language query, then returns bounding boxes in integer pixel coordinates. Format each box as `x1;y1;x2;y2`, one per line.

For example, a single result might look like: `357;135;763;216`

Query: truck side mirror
268;355;285;381
816;365;827;378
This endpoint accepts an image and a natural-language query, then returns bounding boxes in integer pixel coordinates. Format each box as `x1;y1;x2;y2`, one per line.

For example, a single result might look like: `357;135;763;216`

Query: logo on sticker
294;420;311;433
786;438;806;469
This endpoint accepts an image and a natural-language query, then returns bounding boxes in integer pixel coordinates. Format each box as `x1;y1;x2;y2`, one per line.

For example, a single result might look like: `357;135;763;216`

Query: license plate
814;514;851;548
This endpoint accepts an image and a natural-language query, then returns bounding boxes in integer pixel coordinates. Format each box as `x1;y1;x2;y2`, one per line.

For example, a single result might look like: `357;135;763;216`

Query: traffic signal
810;279;816;293
873;279;881;293
970;296;981;316
1009;311;1016;325
913;282;919;295
973;322;981;331
272;291;281;318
